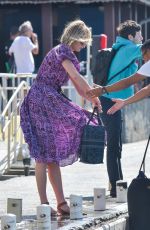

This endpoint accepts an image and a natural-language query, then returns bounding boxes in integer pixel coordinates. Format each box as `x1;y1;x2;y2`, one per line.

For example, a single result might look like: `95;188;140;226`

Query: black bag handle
139;134;150;173
87;107;103;126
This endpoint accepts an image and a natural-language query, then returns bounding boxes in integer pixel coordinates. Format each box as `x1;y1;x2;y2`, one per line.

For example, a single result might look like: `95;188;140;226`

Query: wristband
102;86;109;95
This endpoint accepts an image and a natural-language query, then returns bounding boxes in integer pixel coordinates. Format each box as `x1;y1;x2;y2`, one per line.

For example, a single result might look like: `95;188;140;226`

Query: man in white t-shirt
9;21;39;84
137;60;150;77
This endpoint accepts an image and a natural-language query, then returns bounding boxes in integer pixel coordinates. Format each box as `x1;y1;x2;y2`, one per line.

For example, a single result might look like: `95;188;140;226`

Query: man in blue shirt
100;20;143;197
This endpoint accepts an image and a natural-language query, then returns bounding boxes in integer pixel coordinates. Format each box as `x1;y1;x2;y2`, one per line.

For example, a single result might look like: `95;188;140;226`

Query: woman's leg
35;162;48;204
47;163;69;213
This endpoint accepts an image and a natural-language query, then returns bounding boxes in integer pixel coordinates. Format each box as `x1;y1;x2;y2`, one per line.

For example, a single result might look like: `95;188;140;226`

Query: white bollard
94;188;106;211
70;194;83;220
1;214;16;230
116;180;128;203
36;204;51;230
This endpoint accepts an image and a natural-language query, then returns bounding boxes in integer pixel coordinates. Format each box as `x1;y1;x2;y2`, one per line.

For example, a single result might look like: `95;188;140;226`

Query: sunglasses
79;41;87;46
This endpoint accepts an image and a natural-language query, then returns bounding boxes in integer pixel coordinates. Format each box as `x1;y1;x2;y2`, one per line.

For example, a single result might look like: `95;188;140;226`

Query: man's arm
31;33;39;55
106;73;145;91
86;73;145;98
107;84;150;114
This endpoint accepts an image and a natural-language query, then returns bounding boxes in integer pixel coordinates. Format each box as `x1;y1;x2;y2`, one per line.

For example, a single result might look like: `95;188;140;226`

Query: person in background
87;39;150;114
9;21;39;85
5;26;19;74
93;20;143;197
4;26;19;100
20;19;101;215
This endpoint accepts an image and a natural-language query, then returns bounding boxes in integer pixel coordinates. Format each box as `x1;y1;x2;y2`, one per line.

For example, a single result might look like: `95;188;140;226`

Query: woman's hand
107;99;125;114
86;84;103;98
92;97;103;113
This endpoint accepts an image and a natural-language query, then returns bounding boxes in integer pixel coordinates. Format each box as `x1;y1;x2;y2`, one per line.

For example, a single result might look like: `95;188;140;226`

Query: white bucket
36;204;51;230
70;194;83;220
1;214;16;230
94;188;106;211
116;180;128;203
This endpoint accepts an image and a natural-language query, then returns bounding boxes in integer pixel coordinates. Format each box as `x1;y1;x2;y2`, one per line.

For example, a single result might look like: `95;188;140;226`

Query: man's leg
100;96;123;197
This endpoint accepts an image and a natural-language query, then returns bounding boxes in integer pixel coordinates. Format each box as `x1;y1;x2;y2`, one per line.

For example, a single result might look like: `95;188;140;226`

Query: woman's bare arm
62;59;96;99
62;59;102;111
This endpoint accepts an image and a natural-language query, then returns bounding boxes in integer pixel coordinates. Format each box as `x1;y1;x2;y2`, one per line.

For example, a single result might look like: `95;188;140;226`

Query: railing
0;73;86;174
0;80;28;174
0;73;36;113
0;73;85;112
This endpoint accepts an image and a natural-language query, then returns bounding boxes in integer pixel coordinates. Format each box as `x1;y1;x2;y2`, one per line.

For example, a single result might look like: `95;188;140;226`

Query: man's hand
31;33;38;43
107;99;125;114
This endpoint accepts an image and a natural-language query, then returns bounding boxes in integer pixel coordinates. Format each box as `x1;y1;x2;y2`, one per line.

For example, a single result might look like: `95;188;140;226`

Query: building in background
0;0;150;72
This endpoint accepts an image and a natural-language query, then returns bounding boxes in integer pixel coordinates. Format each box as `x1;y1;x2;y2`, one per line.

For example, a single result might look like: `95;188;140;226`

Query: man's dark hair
117;20;141;39
141;39;150;52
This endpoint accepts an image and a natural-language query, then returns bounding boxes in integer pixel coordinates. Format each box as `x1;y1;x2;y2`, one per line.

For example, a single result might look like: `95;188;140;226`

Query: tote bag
79;107;105;164
128;135;150;230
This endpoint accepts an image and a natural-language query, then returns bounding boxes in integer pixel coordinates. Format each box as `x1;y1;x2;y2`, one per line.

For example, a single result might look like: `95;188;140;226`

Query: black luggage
128;135;150;230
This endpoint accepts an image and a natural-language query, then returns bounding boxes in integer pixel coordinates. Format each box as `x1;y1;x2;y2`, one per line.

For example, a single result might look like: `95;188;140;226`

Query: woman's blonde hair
60;19;92;45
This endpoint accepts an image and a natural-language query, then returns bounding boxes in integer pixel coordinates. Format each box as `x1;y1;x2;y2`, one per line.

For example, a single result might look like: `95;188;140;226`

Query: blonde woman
20;19;101;215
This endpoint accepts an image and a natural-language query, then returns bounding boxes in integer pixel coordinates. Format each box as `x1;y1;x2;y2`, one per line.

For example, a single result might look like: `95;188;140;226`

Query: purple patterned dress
20;43;92;167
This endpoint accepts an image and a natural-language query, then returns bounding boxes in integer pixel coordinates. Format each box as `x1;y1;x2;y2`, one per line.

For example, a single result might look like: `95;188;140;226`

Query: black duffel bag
128;134;150;230
79;107;105;164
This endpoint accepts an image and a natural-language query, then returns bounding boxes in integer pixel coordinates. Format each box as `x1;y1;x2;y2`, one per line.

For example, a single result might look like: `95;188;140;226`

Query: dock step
3;160;35;176
4;168;35;176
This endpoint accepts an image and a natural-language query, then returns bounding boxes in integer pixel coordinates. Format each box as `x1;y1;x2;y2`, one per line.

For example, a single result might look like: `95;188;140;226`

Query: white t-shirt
9;36;36;73
137;60;150;77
